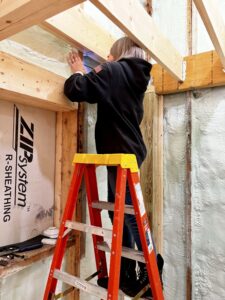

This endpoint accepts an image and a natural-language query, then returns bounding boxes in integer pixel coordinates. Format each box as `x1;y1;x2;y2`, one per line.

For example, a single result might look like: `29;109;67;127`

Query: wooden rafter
0;51;76;111
90;0;184;81
193;0;225;69
41;6;115;61
0;0;85;41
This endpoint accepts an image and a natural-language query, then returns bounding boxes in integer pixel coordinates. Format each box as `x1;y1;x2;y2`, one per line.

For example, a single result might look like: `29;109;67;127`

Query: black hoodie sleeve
64;64;110;104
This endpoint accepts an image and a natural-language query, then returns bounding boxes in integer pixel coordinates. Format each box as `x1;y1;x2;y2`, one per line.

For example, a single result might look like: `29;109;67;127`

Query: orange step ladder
43;153;164;300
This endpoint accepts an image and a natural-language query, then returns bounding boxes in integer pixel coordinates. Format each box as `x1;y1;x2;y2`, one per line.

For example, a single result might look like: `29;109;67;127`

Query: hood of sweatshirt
118;57;152;93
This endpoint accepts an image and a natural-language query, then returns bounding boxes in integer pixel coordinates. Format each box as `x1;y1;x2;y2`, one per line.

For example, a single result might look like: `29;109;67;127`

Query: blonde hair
110;37;146;61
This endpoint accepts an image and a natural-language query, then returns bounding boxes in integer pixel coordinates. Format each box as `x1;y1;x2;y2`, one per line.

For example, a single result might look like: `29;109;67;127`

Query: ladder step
54;269;108;299
97;241;145;263
54;269;127;299
65;221;112;239
92;201;135;215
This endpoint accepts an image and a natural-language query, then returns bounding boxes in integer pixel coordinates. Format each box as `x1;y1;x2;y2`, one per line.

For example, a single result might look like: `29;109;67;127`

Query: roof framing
193;0;225;69
41;6;115;61
0;0;85;41
0;0;184;81
90;0;184;81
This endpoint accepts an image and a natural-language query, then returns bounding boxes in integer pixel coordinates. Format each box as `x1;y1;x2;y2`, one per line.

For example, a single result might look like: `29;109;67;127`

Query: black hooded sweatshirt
64;57;152;167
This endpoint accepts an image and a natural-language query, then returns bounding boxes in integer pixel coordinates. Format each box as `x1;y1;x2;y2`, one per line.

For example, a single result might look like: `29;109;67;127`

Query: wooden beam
0;51;76;111
140;87;163;253
54;110;80;299
185;2;192;299
193;0;225;69
90;0;184;81
152;94;163;254
0;0;85;40
152;50;225;94
140;88;154;225
60;111;80;300
41;6;115;61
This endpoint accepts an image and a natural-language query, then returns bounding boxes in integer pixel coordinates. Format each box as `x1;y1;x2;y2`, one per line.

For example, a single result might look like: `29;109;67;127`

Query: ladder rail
107;166;127;300
84;165;108;279
128;170;164;300
43;164;85;299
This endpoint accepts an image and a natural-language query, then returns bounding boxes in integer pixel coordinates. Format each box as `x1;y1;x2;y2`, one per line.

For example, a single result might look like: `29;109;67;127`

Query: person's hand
67;51;85;74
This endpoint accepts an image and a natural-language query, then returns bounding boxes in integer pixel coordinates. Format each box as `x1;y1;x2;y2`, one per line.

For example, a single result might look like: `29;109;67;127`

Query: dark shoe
157;253;164;286
119;272;139;297
97;271;138;297
97;276;109;289
137;253;164;298
97;254;164;298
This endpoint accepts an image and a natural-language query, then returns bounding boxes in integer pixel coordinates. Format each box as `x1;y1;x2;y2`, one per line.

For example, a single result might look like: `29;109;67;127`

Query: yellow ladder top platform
73;153;139;173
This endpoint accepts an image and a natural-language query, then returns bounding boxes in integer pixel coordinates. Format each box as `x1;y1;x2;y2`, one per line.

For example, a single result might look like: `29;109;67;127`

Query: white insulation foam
164;88;225;300
192;87;225;299
163;94;188;300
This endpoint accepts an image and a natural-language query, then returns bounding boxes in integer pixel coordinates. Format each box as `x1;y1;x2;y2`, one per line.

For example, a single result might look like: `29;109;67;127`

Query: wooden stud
54;112;63;228
0;0;85;40
140;88;154;223
185;1;192;299
0;51;76;111
185;92;192;300
152;50;225;95
60;111;79;300
54;110;80;299
140;87;163;253
152;95;163;254
193;0;225;69
212;51;225;85
41;6;115;61
90;0;184;81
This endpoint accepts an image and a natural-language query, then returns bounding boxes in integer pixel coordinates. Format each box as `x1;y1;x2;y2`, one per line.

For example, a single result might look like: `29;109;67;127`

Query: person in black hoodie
64;37;163;298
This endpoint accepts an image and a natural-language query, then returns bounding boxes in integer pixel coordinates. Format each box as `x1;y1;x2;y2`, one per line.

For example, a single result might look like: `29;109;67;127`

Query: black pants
107;167;143;280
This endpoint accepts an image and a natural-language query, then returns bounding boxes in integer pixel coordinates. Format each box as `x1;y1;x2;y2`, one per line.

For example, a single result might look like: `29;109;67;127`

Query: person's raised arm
64;51;111;104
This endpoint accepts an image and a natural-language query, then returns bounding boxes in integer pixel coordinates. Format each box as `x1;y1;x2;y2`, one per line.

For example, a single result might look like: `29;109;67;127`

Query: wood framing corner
152;50;225;95
193;0;225;69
